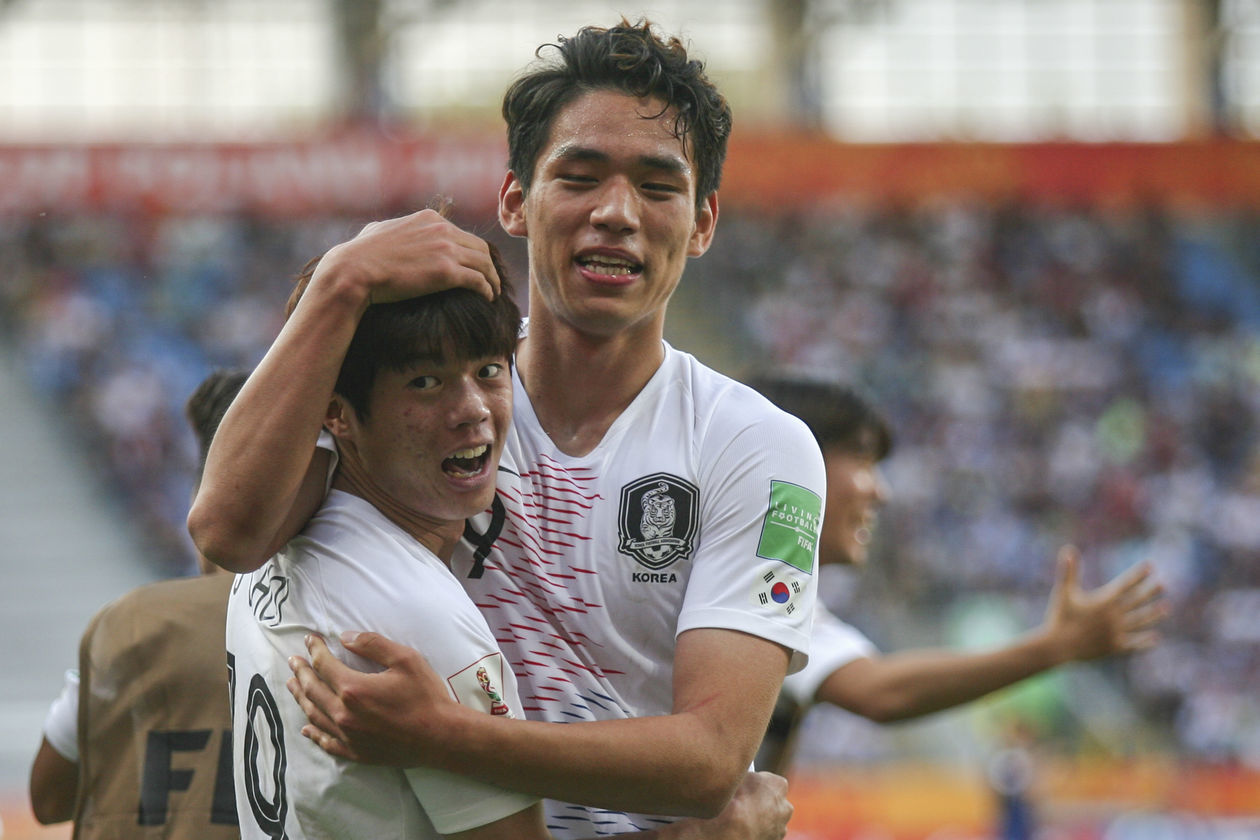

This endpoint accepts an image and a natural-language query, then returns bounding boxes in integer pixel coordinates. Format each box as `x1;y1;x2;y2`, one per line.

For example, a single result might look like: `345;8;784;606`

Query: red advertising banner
2;134;1259;215
722;136;1260;211
0;131;508;216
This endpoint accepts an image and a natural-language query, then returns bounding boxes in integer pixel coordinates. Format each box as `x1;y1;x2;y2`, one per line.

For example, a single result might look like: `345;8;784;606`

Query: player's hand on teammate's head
1044;544;1169;663
315;208;502;307
287;630;461;767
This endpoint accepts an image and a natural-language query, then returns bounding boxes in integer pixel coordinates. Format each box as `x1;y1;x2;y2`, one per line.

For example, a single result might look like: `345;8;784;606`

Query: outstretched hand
1043;545;1168;663
286;631;460;766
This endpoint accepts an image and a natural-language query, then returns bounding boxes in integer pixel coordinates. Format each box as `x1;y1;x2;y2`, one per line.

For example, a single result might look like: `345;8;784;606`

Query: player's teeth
582;258;636;274
451;444;488;459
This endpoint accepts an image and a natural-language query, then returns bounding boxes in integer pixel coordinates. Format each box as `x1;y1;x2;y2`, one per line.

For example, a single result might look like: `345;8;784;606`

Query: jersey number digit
243;674;289;839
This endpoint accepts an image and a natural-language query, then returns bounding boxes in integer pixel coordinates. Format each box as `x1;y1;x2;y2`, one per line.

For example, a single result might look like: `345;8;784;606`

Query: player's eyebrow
552;144;690;176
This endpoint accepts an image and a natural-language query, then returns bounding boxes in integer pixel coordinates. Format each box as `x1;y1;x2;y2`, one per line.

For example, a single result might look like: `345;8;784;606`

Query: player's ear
688;191;718;257
498;170;527;239
324;395;354;438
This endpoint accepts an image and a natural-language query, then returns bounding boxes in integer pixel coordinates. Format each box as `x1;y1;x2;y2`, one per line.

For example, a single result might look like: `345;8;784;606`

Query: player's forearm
431;707;750;819
419;632;782;817
826;635;1062;723
188;260;369;571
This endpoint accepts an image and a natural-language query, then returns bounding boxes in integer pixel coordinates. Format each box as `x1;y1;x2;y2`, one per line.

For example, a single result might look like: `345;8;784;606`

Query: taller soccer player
191;19;824;837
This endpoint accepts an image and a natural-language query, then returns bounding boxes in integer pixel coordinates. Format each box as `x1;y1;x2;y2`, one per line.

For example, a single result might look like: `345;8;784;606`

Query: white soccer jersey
227;490;537;840
780;604;879;706
452;341;826;836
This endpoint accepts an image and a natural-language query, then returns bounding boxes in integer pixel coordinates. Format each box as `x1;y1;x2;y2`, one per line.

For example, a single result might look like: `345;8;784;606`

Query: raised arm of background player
757;546;1166;775
187;209;500;572
808;546;1165;725
186;210;796;823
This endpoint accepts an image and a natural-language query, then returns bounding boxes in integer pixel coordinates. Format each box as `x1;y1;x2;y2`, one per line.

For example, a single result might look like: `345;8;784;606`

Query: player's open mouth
443;444;491;478
577;255;642;277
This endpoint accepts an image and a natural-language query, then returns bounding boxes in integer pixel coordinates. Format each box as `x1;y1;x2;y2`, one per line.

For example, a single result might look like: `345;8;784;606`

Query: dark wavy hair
746;375;894;461
502;18;732;206
185;368;250;488
285;210;520;421
334;267;519;421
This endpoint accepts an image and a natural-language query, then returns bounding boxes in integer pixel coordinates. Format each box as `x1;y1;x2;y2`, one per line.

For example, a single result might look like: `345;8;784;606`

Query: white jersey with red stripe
227;491;538;839
452;340;826;836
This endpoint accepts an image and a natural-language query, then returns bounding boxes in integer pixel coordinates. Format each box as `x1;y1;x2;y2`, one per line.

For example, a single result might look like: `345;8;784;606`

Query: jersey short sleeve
675;379;827;674
780;605;878;706
42;668;79;761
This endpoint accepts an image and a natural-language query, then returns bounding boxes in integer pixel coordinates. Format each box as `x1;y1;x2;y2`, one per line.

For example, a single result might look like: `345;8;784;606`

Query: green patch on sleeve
756;481;821;574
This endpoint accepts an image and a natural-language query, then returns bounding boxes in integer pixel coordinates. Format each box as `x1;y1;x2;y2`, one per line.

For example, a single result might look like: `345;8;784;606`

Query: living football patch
756;480;821;574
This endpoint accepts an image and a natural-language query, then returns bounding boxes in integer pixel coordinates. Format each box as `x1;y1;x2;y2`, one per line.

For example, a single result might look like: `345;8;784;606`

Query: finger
286;672;346;742
759;770;788;794
288;654;349;740
1122;601;1170;633
304;629;360;690
1121;580;1166;611
1119;629;1161;652
453;239;502;299
338;629;419;671
306;632;367;690
450;260;500;301
1104;561;1155;598
1055;544;1080;591
300;723;357;761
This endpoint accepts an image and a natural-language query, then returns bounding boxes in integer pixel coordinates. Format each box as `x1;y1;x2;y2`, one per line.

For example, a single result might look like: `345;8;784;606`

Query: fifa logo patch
476;666;511;716
617;473;698;570
449;654;515;718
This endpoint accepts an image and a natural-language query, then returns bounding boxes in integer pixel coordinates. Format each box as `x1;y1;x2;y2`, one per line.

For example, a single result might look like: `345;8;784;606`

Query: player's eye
409;375;440;389
478;362;505;379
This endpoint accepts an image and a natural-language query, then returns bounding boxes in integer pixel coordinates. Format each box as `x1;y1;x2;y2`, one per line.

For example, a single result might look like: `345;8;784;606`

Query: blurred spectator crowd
1;197;1257;767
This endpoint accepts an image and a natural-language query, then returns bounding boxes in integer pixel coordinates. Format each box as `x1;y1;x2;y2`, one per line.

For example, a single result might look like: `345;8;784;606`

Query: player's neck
331;468;464;563
517;315;664;458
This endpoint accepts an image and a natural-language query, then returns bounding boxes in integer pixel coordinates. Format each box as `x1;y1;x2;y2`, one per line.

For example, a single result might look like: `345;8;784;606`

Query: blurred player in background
189;18;821;838
746;375;1169;775
29;368;248;838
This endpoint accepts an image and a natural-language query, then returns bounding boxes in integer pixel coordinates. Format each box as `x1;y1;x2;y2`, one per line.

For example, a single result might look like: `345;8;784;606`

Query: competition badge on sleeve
476;666;511;716
751;480;819;613
448;654;515;717
756;480;821;574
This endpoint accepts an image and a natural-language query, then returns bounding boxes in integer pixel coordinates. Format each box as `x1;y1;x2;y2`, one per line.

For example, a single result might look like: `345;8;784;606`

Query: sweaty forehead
544;90;692;162
548;142;690;175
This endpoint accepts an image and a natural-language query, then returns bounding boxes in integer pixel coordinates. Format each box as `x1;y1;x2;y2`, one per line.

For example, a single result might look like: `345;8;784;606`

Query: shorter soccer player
225;255;542;838
747;376;1169;774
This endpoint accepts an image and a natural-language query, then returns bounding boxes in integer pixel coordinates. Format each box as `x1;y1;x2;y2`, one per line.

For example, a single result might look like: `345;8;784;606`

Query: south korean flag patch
750;565;807;615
